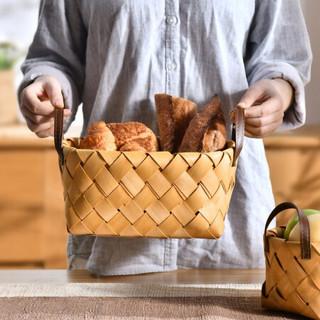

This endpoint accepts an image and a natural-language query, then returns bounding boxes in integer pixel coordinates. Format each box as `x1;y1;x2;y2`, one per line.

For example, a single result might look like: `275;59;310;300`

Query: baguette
155;94;197;152
179;95;226;152
201;109;226;152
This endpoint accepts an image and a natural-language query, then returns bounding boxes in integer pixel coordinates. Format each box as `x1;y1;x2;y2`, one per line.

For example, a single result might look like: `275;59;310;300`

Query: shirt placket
165;0;180;95
163;0;180;272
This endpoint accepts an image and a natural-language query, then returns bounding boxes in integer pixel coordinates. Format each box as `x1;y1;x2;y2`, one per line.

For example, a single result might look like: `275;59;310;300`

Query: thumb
236;101;249;109
42;78;64;109
237;84;264;109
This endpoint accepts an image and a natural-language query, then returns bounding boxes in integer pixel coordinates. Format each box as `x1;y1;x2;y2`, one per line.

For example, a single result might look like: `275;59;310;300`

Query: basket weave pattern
262;227;320;319
61;138;237;239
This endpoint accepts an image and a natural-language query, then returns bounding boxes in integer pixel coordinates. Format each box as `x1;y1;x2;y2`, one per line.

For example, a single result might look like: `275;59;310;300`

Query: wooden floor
0;268;266;285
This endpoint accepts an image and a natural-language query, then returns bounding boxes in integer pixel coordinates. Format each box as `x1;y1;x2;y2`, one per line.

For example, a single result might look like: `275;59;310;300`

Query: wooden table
0;268;266;285
1;269;305;320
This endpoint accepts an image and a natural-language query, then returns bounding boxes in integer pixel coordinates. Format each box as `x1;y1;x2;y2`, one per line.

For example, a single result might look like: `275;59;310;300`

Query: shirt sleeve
245;0;312;130
18;0;86;128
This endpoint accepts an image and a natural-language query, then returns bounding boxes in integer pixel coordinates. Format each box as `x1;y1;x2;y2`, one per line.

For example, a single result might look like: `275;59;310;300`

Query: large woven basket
261;202;320;320
54;108;244;239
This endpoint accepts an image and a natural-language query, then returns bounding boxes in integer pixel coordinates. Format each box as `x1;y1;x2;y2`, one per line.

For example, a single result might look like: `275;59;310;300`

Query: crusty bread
155;94;197;152
107;121;159;152
80;95;225;153
79;121;117;151
80;121;158;152
201;110;226;152
120;138;154;152
179;95;226;152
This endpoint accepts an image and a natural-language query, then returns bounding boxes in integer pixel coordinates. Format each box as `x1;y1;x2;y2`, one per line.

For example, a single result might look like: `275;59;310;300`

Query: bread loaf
80;95;226;153
155;94;197;152
201;110;226;152
179;95;226;152
79;121;117;151
80;121;158;152
107;122;159;152
120;139;154;152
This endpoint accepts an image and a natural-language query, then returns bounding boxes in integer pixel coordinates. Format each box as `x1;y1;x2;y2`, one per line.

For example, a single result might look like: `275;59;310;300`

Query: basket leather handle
54;107;64;168
231;108;245;166
264;202;311;259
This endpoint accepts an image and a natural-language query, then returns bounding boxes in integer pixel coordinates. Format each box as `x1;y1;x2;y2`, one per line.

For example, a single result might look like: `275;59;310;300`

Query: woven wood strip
121;151;147;168
161;154;189;183
61;138;237;239
159;188;183;212
262;228;320;319
132;186;158;210
179;152;201;166
187;155;215;183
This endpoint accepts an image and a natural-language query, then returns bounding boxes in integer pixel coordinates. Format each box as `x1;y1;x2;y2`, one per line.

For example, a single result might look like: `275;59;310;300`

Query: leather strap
231;108;245;166
264;202;311;259
54;107;64;169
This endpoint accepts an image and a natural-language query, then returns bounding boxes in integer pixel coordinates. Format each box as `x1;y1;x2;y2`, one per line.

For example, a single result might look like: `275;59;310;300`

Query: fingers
235;101;284;138
40;78;64;108
27;113;68;138
244;117;283;138
36;124;55;138
19;76;71;137
231;79;288;138
20;84;56;117
237;84;267;111
241;95;283;123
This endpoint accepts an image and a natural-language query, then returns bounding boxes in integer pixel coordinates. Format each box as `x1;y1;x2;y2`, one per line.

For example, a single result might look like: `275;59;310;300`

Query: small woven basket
261;202;320;320
54;108;244;239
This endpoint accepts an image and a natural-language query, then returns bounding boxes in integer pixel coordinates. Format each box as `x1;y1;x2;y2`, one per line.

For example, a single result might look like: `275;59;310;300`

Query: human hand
20;75;71;138
230;79;293;138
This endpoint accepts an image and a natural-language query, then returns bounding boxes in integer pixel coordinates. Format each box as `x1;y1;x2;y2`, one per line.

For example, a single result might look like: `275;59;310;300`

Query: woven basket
261;202;320;320
54;108;244;239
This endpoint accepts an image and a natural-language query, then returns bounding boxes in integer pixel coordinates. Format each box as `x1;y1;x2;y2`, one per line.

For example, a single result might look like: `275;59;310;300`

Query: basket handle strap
54;107;64;168
231;108;245;166
264;202;311;259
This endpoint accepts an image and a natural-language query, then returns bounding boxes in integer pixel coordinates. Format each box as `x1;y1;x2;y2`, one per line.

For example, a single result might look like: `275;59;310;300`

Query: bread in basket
54;95;244;239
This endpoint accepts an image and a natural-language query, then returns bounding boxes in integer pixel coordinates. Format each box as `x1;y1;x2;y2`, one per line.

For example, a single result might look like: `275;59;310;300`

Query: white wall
0;0;39;48
0;0;83;134
301;0;320;125
1;0;319;128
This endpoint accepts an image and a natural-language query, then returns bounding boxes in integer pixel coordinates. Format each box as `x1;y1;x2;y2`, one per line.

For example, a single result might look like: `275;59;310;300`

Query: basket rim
54;108;245;169
62;137;236;155
266;231;320;245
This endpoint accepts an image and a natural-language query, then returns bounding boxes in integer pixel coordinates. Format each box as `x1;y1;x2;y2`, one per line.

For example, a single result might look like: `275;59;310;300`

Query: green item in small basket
284;208;320;240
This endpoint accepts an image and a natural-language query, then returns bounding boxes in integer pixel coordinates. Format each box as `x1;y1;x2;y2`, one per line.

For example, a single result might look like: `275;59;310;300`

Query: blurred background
0;0;319;269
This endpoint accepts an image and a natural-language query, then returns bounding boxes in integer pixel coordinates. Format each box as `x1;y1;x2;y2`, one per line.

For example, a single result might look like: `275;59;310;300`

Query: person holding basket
18;0;312;275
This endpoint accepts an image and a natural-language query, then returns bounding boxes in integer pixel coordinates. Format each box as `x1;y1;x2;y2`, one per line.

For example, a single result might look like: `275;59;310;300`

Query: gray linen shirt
19;0;312;275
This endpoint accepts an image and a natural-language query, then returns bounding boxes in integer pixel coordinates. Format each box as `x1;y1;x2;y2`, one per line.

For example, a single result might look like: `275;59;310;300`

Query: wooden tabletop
0;122;82;148
263;124;320;148
0;269;265;285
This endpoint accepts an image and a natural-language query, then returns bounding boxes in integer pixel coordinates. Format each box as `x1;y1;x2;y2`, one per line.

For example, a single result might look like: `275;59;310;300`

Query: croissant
80;121;159;152
106;121;159;152
79;121;117;151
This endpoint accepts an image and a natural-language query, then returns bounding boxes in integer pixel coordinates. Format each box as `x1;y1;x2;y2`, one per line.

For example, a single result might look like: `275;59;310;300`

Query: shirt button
167;61;177;71
166;15;178;26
